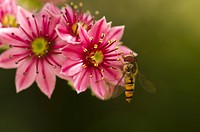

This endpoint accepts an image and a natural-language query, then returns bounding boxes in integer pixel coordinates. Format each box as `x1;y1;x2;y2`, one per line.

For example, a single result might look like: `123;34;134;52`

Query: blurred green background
0;0;200;131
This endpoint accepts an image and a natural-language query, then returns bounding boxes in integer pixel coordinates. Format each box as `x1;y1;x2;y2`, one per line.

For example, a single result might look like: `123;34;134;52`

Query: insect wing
111;74;125;98
138;73;156;93
112;85;125;98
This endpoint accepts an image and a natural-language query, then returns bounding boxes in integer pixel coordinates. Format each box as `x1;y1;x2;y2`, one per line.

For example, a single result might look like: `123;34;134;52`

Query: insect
113;53;156;103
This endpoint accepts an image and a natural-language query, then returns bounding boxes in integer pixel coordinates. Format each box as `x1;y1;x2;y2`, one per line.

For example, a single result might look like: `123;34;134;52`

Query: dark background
0;0;200;131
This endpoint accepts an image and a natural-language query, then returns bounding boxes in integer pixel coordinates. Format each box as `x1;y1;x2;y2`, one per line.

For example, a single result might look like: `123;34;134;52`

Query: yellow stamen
90;37;94;41
95;10;100;15
99;39;103;43
94;44;98;49
83;64;87;68
79;2;83;7
84;48;88;52
94;63;98;67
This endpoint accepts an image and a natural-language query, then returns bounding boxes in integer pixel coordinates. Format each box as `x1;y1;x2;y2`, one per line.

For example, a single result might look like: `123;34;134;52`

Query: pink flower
0;0;17;28
55;3;94;44
0;0;18;45
41;0;67;5
0;3;69;98
60;17;133;100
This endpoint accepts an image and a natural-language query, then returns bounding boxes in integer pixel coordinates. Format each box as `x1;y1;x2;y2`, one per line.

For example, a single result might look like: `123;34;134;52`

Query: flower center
71;21;88;36
2;14;17;27
88;50;104;67
31;37;49;57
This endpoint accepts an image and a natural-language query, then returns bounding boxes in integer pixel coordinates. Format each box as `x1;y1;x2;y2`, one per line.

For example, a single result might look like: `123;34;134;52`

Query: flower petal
36;59;56;98
61;59;83;76
118;45;138;57
65;5;75;24
17;6;35;34
88;17;109;44
42;2;61;16
103;66;122;84
61;44;83;60
103;26;125;46
79;26;90;47
0;28;26;45
55;23;80;44
16;58;37;92
73;67;90;93
47;54;71;80
0;48;27;68
90;68;114;100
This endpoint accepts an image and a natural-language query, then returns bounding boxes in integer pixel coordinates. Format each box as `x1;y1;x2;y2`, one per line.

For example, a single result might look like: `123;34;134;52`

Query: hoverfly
112;53;156;103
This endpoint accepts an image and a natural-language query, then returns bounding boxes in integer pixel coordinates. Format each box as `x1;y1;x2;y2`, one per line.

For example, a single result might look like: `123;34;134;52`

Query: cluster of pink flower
0;0;136;100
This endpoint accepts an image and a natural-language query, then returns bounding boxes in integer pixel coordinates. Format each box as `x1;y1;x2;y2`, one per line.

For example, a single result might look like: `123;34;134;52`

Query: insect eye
124;56;136;63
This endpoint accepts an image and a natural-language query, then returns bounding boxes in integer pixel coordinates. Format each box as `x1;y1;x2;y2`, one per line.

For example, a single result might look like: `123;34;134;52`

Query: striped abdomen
124;75;135;103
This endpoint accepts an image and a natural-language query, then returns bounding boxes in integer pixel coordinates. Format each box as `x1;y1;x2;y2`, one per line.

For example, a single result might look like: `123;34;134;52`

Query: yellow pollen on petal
90;74;93;78
101;69;104;72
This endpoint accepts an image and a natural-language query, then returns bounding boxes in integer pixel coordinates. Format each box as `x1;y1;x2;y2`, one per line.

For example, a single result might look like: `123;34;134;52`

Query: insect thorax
123;62;138;75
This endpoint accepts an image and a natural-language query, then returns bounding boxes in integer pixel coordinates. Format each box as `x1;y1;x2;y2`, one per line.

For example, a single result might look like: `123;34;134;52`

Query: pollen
31;37;49;57
99;39;103;43
84;48;88;52
70;2;74;6
83;64;87;68
90;37;94;41
94;63;98;67
71;22;79;36
2;14;17;27
90;74;93;78
74;5;78;9
94;44;98;49
108;40;111;44
79;2;83;7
